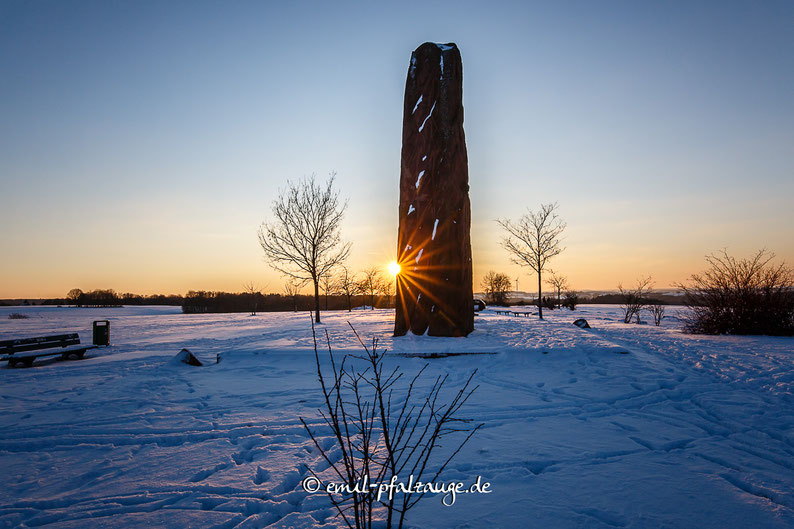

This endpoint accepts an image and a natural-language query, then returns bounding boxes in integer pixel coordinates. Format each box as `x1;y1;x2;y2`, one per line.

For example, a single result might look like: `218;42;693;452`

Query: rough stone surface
394;42;474;337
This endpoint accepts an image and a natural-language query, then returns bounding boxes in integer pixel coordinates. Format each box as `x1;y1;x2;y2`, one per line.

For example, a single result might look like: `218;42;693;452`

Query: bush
8;313;29;319
563;291;579;310
647;302;664;326
677;249;794;336
618;277;654;324
481;271;512;305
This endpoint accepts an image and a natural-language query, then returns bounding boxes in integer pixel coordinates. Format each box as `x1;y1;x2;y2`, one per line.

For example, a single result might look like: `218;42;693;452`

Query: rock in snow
395;42;474;337
573;318;591;329
170;348;203;366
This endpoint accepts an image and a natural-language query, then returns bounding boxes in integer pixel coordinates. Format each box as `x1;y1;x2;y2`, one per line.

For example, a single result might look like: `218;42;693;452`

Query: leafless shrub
336;266;361;312
300;321;481;529
8;313;29;319
545;270;569;308
618;277;654;324
320;273;337;311
563;291;579;311
647;303;665;326
283;280;305;312
676;249;794;335
379;279;394;308
358;267;383;310
242;282;262;316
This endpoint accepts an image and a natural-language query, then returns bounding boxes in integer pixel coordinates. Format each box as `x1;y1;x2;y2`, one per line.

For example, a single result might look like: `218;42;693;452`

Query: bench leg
23;357;34;368
76;350;86;359
8;358;17;368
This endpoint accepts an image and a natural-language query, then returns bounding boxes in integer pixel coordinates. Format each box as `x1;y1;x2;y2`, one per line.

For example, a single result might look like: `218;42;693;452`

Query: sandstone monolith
394;42;473;337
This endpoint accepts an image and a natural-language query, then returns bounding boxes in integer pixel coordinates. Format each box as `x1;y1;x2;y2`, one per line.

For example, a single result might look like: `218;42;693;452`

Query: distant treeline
1;290;684;310
1;288;394;312
182;290;392;314
4;289;185;307
508;292;684;306
587;293;683;305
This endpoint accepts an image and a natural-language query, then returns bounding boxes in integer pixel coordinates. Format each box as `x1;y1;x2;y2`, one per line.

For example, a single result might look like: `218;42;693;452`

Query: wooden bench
0;333;98;368
494;309;534;317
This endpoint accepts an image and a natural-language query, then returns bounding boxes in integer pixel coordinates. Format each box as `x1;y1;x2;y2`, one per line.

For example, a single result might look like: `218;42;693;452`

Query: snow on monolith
394;42;473;337
170;348;203;366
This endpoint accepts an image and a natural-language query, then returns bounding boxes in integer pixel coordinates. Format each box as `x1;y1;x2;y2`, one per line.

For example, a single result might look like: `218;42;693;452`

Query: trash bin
93;320;110;346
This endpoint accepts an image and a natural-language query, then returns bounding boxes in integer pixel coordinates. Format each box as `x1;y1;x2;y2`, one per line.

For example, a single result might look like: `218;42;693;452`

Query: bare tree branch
301;320;482;528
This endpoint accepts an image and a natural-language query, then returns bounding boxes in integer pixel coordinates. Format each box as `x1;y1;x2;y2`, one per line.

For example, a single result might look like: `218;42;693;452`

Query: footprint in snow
254;466;271;484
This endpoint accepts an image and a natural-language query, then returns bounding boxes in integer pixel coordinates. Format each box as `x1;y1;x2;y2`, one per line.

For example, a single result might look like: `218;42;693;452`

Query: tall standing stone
394;42;473;337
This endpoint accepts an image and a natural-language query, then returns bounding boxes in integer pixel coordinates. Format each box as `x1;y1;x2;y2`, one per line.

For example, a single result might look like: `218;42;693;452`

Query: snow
415;248;423;263
0;305;792;528
422;155;427;161
418;101;436;132
407;204;415;215
416;170;425;188
412;95;423;115
432;218;439;240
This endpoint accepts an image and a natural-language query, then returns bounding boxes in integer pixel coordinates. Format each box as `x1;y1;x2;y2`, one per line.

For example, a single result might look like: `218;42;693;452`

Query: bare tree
647;303;665;326
301;320;481;529
618;276;654;324
320;272;336;311
498;203;566;319
283;280;304;312
480;271;512;305
258;173;351;323
380;277;394;308
545;270;569;308
242;282;262;316
676;249;794;335
359;267;383;310
336;266;360;312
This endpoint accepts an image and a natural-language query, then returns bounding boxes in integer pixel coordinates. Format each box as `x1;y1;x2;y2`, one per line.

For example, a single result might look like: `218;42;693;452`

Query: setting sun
388;261;401;277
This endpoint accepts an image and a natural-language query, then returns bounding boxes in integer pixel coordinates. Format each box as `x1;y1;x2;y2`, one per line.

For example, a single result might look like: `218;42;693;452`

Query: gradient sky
1;0;793;298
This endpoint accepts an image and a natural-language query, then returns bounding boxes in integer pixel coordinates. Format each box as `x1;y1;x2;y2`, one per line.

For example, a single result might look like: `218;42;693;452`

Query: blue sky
1;0;792;297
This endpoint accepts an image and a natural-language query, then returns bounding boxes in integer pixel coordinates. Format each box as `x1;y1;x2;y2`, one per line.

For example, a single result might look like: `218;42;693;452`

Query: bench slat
1;344;97;361
0;334;81;355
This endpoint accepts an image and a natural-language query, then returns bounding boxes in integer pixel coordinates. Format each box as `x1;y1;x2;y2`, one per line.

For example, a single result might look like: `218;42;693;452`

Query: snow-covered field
0;305;792;528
